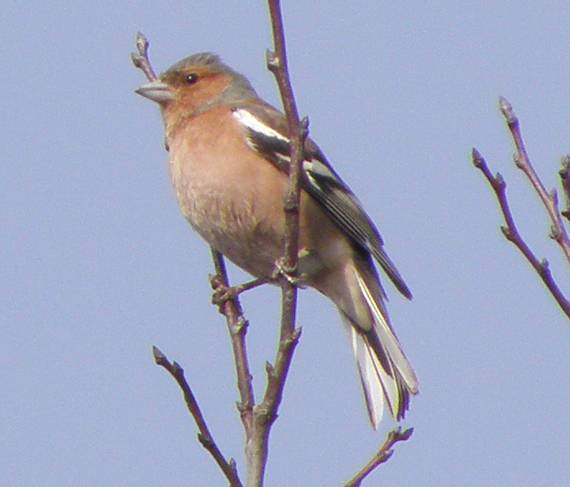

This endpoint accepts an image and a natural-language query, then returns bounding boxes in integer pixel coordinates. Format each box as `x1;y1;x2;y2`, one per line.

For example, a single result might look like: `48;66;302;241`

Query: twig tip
549;224;560;240
152;345;165;363
499;96;514;121
500;225;513;240
130;52;141;67
400;427;414;440
135;32;149;51
495;172;506;188
471;147;489;171
172;360;183;374
292;327;303;342
266;49;279;70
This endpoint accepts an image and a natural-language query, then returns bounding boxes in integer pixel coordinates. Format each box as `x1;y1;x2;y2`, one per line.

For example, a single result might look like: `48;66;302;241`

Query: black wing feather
234;106;412;299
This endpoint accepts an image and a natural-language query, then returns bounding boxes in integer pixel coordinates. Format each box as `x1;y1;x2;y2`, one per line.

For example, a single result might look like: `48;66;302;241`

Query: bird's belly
167;122;340;283
175;180;284;279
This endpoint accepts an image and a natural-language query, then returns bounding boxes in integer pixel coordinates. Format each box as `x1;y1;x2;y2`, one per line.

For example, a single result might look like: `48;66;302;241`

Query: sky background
2;2;569;486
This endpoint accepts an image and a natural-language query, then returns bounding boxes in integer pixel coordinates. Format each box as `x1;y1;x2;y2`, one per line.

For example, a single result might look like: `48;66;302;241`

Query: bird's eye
185;73;199;85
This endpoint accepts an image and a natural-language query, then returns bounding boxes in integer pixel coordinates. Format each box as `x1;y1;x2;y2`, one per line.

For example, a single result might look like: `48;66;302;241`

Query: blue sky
2;2;569;485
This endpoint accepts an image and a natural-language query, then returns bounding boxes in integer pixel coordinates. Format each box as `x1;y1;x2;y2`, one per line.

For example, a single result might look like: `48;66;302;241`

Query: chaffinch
136;52;418;428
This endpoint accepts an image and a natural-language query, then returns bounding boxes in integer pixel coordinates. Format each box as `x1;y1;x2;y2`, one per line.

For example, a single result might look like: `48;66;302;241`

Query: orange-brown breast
166;104;354;283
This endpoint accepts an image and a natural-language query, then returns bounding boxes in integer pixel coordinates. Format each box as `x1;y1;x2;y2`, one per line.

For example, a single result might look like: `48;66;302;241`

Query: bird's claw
209;275;268;307
272;259;306;288
211;283;239;306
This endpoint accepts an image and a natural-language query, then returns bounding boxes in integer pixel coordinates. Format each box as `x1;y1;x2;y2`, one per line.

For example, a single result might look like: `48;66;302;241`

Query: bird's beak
135;80;175;103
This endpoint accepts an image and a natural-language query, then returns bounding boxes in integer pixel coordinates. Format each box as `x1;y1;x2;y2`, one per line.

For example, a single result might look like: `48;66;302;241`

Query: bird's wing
231;102;412;299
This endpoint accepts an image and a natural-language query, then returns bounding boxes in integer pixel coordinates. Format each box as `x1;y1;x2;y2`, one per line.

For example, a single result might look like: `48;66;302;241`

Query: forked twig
153;346;243;487
498;97;570;266
131;32;157;81
241;2;308;485
343;428;414;487
472;97;570;319
209;249;256;436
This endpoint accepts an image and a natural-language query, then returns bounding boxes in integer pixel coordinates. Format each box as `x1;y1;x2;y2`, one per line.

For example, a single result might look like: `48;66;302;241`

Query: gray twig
472;98;570;319
153;346;243;487
240;2;308;485
343;428;414;487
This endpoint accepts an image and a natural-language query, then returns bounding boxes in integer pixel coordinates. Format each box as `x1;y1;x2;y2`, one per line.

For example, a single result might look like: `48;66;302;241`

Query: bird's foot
271;258;306;288
210;275;268;306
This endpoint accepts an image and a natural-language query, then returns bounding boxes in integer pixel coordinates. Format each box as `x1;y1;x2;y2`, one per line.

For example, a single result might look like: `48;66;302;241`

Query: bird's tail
322;256;418;428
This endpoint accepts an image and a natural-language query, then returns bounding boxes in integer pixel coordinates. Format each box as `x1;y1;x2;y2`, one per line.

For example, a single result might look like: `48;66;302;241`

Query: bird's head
135;52;257;118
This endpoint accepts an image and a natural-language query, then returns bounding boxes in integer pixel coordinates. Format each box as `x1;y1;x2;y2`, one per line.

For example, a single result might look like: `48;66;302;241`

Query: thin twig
239;2;308;486
499;97;570;266
152;346;243;487
130;32;158;81
210;249;256;435
472;148;570;318
264;0;307;410
343;427;414;487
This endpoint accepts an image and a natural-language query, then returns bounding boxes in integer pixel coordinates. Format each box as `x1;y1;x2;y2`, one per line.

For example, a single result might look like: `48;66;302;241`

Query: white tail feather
350;325;399;428
336;266;418;427
353;269;418;393
320;258;417;427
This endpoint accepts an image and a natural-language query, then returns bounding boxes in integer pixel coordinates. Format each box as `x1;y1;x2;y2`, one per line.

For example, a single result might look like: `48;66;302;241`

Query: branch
343;427;414;487
239;2;308;485
153;346;243;487
264;0;307;411
499;97;570;266
266;4;309;272
264;0;307;412
472;147;570;318
130;32;158;81
210;249;256;436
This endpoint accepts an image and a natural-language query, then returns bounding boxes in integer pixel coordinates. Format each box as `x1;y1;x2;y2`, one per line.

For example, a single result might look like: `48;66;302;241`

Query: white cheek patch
232;109;289;142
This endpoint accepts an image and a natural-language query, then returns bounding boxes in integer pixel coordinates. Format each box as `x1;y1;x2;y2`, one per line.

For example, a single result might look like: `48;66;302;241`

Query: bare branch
472;147;570;318
343;428;414;487
152;346;243;487
264;0;307;411
234;2;309;485
499;97;570;266
209;249;256;436
130;32;158;81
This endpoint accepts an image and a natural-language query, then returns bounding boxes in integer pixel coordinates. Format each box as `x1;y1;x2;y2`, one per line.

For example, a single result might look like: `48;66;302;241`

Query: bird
135;52;418;428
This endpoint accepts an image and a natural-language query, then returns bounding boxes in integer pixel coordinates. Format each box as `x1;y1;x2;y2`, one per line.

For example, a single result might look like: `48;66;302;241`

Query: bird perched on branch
136;52;418;428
